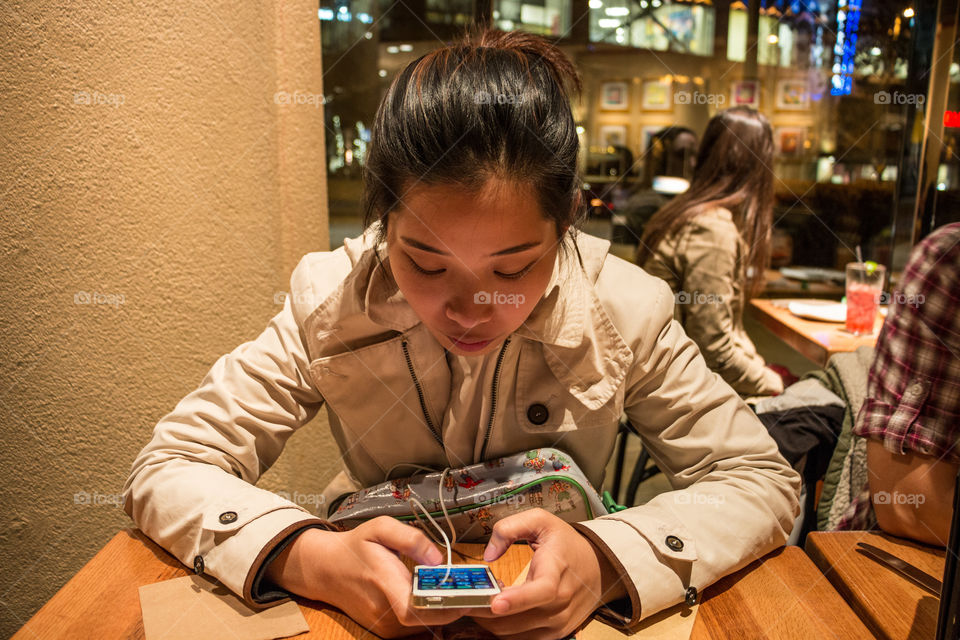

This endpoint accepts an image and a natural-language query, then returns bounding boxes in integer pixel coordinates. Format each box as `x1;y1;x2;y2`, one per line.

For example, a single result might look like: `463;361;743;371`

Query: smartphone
411;564;501;609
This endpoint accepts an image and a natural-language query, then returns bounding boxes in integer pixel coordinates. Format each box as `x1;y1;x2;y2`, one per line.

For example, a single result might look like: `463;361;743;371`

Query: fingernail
492;598;510;614
483;546;496;562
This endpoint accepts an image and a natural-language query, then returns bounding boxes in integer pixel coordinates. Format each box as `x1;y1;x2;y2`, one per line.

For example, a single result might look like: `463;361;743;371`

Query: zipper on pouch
479;337;511;461
401;338;443;448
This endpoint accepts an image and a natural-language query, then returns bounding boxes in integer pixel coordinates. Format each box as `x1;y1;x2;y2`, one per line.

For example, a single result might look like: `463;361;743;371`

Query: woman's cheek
504;270;553;325
400;277;442;316
402;276;458;327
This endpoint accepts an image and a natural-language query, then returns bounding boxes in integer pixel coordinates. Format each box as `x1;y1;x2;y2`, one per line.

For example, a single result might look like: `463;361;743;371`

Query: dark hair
361;28;585;246
637;107;775;297
643;126;697;185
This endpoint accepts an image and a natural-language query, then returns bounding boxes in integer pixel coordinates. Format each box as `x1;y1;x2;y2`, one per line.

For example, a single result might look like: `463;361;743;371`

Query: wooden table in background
761;270;903;300
750;298;882;367
14;529;872;639
806;531;947;640
762;269;846;299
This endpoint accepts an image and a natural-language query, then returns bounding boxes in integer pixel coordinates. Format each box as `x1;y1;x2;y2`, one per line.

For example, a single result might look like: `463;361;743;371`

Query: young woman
123;31;799;639
638;107;786;397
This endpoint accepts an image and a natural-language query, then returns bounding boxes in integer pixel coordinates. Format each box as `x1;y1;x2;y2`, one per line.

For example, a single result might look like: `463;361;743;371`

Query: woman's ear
565;190;584;229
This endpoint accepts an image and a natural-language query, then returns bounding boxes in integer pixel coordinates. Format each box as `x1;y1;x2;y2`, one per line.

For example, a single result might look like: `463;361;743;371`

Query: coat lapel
311;229;633;416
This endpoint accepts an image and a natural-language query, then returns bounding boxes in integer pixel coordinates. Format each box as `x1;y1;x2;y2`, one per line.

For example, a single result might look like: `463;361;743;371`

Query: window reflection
590;0;715;55
427;0;475;25
319;0;956;270
495;0;572;35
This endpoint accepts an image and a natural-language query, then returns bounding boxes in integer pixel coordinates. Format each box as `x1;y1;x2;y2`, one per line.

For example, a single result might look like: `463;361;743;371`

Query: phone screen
415;566;495;590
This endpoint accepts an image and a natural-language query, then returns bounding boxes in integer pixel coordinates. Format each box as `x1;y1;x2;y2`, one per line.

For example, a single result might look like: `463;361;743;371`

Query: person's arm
573;269;801;629
853;223;960;546
122;253;339;609
866;440;958;545
253;523;336;602
678;217;783;396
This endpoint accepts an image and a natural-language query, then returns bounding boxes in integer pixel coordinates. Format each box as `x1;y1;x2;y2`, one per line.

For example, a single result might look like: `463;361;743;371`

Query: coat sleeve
676;217;783;396
573;274;801;630
121;259;338;610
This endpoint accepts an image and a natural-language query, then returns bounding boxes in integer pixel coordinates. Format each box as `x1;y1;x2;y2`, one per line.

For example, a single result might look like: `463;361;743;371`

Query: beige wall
0;2;339;635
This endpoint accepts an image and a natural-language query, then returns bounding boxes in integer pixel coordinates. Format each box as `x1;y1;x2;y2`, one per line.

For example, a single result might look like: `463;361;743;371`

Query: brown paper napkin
138;574;309;640
582;602;699;640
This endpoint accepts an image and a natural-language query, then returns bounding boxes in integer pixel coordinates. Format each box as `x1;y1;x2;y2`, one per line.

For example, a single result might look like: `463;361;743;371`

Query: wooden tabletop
14;529;872;639
750;298;882;367
762;269;846;299
691;546;871;639
761;270;903;300
806;531;947;640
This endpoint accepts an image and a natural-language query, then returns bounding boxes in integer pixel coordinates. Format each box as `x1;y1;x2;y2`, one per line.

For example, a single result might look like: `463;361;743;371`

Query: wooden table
691;545;871;638
750;298;883;367
14;529;872;639
762;269;846;299
806;531;947;640
762;270;904;300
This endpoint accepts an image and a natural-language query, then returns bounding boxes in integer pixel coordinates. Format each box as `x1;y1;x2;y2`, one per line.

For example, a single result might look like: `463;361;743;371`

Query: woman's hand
469;508;627;640
766;363;796;391
265;516;471;638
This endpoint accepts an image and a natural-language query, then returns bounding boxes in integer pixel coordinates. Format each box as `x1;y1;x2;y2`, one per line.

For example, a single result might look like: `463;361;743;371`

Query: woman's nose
445;294;494;329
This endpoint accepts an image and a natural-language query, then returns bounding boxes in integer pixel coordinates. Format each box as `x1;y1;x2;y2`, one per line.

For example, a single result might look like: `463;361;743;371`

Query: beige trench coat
642;207;785;396
122;227;800;631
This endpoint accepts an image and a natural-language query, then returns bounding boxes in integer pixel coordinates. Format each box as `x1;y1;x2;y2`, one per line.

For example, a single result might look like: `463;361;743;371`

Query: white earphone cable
406;466;458;584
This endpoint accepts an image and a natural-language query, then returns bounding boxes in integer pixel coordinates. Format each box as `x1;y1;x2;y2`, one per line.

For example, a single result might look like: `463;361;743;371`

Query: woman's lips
446;334;493;352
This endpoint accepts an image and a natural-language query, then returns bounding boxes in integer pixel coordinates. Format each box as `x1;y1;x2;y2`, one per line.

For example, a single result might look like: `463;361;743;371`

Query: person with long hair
638;107;785;396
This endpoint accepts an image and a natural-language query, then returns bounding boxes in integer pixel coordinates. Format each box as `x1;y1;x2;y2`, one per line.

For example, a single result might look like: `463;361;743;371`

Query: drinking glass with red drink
845;261;885;335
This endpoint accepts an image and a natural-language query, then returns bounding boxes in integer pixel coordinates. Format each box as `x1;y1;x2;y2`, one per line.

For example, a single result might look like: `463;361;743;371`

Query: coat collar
341;227;633;410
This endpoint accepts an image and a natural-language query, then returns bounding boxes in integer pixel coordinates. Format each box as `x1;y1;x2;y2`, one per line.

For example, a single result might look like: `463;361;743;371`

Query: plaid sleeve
853;223;960;464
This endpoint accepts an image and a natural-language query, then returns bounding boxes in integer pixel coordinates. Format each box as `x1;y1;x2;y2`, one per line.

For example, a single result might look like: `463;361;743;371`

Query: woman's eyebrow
401;236;541;256
490;241;541;256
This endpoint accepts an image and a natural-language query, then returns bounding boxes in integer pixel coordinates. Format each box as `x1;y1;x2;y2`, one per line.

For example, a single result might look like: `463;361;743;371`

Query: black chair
610;418;661;507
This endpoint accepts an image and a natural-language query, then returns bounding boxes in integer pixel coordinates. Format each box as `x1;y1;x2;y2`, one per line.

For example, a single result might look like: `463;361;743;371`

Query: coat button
665;535;684;552
193;555;204;575
685;586;698;605
219;511;238;525
526;403;549;425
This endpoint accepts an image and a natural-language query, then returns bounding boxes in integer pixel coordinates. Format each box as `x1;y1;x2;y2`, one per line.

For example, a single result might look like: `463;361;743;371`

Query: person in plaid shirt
838;222;960;545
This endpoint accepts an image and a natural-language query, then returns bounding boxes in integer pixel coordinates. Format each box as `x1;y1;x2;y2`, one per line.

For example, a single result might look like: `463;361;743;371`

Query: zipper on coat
479;337;512;461
401;339;444;448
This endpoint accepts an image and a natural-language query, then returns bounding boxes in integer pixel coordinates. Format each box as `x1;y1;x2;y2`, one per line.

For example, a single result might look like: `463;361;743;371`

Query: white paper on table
787;300;847;323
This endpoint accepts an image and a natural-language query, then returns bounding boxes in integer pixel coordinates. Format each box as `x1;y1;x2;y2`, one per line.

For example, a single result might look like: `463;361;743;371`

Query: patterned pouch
327;448;608;542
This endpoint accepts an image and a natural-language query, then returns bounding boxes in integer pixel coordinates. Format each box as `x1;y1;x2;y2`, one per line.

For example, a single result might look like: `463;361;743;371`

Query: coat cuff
572;521;639;629
573;515;698;632
250;522;343;604
195;505;333;610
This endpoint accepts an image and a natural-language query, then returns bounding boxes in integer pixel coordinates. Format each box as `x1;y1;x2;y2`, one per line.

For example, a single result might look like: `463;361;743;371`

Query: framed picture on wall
642;79;672;111
641;125;664;154
730;80;760;109
775;127;806;156
776;80;810;110
598;124;629;148
600;81;629;111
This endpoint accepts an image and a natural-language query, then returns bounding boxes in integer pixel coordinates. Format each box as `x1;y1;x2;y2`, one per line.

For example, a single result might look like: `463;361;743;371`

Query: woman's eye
495;260;536;280
407;255;446;276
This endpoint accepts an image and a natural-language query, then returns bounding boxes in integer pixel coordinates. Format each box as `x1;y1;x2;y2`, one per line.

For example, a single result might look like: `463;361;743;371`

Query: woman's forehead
390;180;551;249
